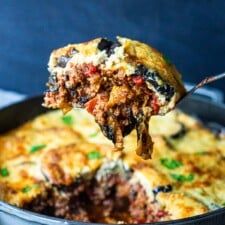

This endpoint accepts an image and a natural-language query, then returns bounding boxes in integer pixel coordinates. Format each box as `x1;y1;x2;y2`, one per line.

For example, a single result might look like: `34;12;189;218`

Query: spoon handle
178;72;225;103
188;72;225;96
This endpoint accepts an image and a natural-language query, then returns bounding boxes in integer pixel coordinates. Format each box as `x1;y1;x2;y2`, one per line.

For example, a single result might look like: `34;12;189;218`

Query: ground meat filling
23;173;168;223
44;61;165;158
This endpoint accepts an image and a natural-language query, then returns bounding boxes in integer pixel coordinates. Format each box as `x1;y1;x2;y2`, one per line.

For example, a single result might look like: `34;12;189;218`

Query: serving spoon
177;72;225;105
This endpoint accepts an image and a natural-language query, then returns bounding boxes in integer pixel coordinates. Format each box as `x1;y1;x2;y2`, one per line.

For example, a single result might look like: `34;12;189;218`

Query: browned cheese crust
0;109;225;223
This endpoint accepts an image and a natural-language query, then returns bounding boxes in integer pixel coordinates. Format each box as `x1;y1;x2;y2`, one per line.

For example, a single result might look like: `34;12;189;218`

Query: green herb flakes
0;168;9;177
22;186;32;193
87;151;102;160
29;144;46;153
89;131;99;138
61;115;74;125
21;184;39;193
170;173;194;182
160;158;183;169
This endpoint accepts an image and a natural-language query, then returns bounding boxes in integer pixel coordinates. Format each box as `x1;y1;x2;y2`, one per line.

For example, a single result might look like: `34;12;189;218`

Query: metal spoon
177;72;225;104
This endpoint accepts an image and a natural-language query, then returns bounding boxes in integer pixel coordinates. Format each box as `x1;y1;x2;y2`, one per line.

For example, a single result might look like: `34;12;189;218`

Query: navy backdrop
0;0;224;95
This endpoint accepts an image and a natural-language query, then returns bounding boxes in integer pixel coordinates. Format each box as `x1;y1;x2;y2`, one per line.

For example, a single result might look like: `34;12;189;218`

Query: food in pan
43;37;186;159
0;109;224;223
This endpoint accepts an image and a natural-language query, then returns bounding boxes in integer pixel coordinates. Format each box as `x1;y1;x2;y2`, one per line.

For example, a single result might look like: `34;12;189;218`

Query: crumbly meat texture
43;37;186;159
23;174;169;223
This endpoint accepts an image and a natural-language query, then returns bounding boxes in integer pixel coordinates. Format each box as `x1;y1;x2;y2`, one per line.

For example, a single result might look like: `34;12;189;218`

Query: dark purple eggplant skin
97;38;121;56
134;64;175;102
153;184;173;195
0;95;225;225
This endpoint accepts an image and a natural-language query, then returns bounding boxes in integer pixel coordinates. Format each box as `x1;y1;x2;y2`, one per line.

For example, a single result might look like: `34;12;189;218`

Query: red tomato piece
84;64;98;76
132;75;144;85
85;98;98;114
151;95;160;114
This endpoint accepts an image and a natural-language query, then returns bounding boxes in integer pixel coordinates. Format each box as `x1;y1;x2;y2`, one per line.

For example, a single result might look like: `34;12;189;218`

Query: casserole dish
0;94;225;225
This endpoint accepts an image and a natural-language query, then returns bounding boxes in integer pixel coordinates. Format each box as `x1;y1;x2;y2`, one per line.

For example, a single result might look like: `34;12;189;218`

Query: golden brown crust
157;192;208;219
118;37;186;99
0;109;224;219
41;143;104;185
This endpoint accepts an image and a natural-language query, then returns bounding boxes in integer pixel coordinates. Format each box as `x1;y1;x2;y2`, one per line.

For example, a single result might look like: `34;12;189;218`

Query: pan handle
185;83;224;103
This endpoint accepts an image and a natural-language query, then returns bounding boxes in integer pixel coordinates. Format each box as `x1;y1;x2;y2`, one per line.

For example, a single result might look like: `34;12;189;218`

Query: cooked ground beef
44;63;161;159
24;172;168;223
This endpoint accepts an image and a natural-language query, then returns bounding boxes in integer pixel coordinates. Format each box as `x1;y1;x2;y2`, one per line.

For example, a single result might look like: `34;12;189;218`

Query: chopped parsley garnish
22;186;32;193
89;131;99;138
0;168;9;177
170;173;194;182
21;184;39;193
87;151;102;160
61;115;74;125
160;158;183;169
29;144;46;153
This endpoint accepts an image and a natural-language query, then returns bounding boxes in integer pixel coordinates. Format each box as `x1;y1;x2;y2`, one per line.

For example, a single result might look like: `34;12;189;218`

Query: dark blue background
0;0;224;95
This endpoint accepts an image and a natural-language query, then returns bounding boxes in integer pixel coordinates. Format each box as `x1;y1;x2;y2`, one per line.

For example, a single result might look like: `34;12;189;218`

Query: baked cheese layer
0;109;224;220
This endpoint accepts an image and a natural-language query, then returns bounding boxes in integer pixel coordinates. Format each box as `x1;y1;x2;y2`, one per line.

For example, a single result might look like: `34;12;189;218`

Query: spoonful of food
177;72;225;105
43;36;224;159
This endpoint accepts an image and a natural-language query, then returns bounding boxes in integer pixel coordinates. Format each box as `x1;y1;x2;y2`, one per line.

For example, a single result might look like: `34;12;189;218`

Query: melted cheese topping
50;44;136;80
0;109;224;220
